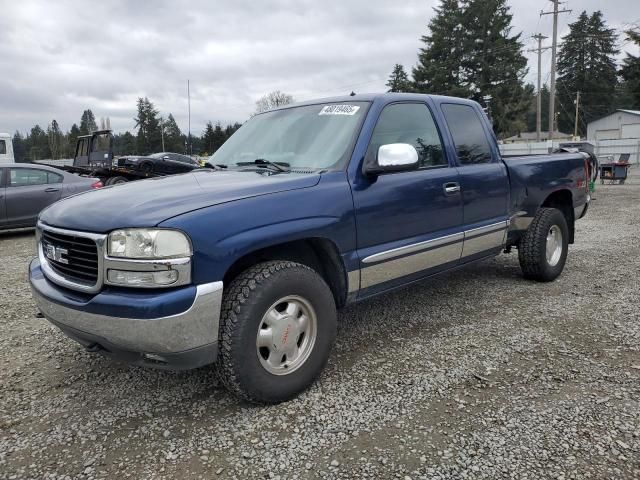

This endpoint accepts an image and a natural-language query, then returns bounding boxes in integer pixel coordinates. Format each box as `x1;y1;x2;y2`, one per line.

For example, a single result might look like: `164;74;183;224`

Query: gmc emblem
44;243;69;264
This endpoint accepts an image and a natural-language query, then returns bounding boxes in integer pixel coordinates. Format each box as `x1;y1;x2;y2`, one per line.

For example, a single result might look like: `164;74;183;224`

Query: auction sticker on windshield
318;105;360;116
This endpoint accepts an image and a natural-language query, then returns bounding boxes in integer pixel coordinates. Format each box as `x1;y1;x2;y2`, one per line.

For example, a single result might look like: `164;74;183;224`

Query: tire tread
217;260;319;402
518;207;566;282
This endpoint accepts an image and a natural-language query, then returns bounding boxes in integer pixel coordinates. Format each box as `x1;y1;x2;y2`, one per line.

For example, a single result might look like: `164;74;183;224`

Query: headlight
108;229;192;259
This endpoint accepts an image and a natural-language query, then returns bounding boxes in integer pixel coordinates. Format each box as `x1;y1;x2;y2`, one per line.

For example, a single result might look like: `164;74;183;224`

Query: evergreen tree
79;109;98;135
413;0;468;96
225;122;242;139
525;84;550;133
112;131;136;156
386;64;412;92
413;0;529;136
202;122;215;155
27;125;49;160
12;132;26;163
620;29;640;109
62;123;82;159
556;11;619;136
459;0;530;137
47;120;63;160
212;122;227;152
69;123;81;140
163;114;183;152
134;97;162;154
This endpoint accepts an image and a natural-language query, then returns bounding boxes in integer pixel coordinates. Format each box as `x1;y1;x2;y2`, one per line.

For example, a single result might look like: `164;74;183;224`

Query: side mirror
365;143;419;175
163;155;170;160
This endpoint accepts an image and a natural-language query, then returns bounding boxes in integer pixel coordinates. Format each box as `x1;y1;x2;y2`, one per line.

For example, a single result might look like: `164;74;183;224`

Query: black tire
518;208;569;282
140;162;153;174
108;176;128;185
217;261;337;403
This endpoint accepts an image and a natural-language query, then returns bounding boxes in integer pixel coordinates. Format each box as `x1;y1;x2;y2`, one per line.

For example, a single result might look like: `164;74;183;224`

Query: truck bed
504;152;589;221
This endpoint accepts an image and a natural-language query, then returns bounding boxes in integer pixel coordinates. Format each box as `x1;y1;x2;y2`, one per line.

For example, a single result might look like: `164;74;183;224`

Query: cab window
366;103;447;169
441;103;493;164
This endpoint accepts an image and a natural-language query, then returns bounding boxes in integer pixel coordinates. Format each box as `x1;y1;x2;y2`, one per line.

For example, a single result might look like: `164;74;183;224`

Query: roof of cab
266;92;479;112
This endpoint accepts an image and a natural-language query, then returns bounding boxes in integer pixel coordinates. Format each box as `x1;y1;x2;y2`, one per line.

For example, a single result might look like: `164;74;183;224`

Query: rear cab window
441;103;494;164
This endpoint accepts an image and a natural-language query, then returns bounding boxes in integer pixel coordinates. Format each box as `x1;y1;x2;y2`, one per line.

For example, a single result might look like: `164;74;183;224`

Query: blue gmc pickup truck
30;93;591;403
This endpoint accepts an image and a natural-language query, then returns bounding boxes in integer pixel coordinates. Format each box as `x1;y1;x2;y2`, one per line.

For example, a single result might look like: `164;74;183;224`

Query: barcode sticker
318;105;360;116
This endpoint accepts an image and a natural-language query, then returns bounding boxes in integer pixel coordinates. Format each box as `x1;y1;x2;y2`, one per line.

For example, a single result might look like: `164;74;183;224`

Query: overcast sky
1;0;638;136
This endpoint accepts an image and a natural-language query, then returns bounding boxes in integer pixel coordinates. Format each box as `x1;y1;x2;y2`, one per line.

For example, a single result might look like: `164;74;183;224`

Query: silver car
0;164;100;230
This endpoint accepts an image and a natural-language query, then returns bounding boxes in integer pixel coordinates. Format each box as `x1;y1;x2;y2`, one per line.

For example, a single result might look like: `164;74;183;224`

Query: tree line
386;1;640;138
11;90;300;163
11;99;242;162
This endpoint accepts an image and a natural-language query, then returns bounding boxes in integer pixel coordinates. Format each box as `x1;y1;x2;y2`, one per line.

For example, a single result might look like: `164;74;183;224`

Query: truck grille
41;230;100;284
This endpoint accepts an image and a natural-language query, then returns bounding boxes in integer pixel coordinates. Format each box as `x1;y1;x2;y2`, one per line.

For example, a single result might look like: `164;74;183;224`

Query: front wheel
217;261;337;403
140;162;153;174
518;208;569;282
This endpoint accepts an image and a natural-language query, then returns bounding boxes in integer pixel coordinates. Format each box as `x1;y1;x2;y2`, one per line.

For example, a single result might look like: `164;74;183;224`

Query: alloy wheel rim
546;225;563;267
256;295;317;375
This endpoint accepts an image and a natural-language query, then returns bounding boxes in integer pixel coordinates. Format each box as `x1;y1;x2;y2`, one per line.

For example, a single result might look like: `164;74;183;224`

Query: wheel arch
541;189;574;243
222;237;349;308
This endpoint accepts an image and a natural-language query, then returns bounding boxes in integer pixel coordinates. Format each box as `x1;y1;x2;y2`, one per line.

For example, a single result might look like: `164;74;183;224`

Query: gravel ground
1;171;639;480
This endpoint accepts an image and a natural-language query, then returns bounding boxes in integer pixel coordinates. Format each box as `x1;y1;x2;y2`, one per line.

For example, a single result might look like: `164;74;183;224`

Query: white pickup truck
0;133;14;164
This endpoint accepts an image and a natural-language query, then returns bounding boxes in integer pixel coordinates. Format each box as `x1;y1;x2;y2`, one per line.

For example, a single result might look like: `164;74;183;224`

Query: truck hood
40;170;321;233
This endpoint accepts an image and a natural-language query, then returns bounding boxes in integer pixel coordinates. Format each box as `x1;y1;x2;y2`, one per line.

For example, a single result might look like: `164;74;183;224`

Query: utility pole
528;34;550;141
187;80;192;157
573;91;580;139
541;0;571;140
160;117;165;151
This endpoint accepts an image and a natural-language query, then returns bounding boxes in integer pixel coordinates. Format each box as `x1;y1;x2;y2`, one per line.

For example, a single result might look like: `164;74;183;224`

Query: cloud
0;0;637;136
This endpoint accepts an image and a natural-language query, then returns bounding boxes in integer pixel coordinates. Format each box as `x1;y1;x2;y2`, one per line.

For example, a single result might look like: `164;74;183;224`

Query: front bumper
29;258;223;369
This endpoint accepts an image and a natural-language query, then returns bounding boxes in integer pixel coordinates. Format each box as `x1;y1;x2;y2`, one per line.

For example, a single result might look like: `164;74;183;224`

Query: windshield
210;102;369;170
149;152;167;159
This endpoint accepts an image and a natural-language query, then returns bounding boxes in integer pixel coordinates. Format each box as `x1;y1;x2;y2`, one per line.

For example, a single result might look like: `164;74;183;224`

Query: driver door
350;102;464;295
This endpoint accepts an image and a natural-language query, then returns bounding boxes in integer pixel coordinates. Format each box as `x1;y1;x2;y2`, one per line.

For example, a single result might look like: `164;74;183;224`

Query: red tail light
91;181;103;189
584;159;590;191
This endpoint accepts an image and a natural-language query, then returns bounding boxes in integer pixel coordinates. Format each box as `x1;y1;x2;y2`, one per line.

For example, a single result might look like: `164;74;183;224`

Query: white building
0;132;14;164
587;110;640;141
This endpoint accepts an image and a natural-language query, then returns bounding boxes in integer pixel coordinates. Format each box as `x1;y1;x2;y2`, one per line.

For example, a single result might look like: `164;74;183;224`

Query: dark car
116;152;200;174
0;164;101;230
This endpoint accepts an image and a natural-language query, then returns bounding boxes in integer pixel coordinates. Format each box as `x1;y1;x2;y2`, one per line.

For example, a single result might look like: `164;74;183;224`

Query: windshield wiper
235;159;290;172
202;162;229;170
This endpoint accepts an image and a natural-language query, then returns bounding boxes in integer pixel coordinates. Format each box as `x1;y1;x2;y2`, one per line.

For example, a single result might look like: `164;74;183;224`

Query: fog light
107;269;179;286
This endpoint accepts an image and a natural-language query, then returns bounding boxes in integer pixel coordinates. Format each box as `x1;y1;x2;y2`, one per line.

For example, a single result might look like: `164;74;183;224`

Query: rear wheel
217;261;337;403
518;207;569;282
106;176;128;185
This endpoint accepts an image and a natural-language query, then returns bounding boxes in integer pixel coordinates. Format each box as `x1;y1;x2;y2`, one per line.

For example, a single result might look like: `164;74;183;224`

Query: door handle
443;182;461;195
44;188;60;193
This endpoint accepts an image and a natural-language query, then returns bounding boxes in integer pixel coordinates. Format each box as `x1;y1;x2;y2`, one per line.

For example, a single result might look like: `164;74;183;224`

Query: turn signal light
91;181;103;189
